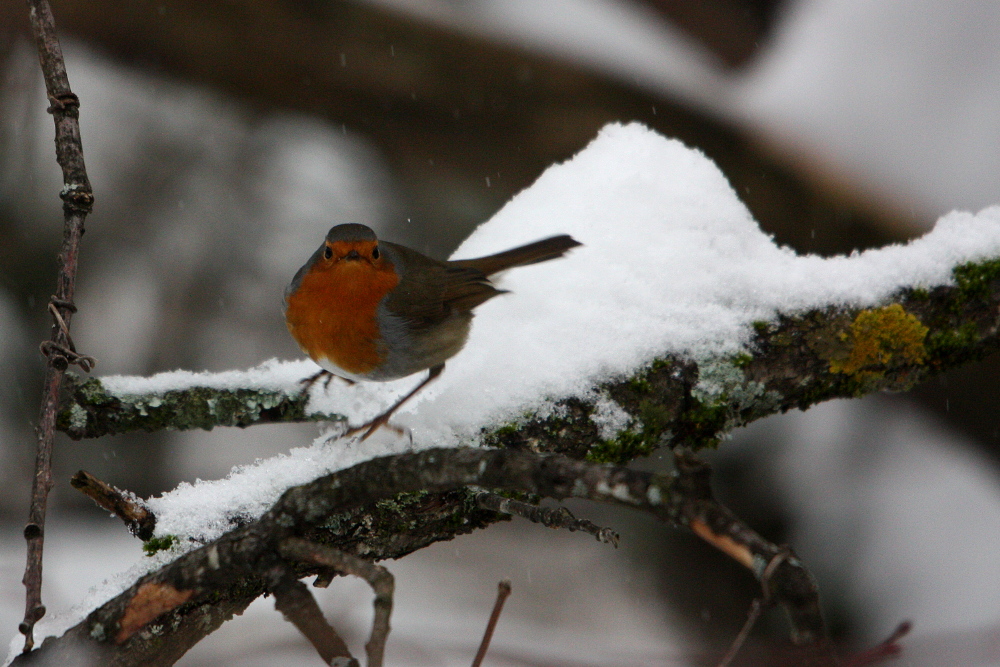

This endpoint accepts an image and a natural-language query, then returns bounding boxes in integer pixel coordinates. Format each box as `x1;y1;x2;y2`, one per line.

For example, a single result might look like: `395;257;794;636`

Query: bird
285;223;581;439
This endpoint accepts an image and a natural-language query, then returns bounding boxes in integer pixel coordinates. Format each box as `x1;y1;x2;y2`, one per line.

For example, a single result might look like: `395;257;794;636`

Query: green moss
752;320;771;335
587;429;658;464
636;399;671;433
628;376;653;393
953;258;1000;301
731;352;754;368
489;423;523;441
926;322;979;359
374;489;431;514
66;403;88;432
143;534;178;556
909;286;930;300
828;304;928;382
681;398;729;434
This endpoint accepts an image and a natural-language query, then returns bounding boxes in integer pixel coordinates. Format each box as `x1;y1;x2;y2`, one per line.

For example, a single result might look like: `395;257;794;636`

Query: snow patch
589;393;635;440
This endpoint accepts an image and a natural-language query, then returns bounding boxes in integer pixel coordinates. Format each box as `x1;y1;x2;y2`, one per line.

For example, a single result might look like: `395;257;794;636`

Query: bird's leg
346;364;444;441
299;369;354;395
327;374;353;390
299;369;330;394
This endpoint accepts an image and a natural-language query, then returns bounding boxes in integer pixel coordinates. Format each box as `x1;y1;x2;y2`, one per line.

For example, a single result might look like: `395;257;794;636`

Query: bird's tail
450;234;581;276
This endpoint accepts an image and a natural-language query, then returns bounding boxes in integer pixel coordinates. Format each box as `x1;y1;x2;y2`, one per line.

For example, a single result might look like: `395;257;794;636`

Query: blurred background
2;0;1000;664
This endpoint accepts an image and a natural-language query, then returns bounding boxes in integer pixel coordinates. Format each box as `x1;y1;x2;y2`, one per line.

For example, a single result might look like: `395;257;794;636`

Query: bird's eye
323;246;333;260
372;245;380;260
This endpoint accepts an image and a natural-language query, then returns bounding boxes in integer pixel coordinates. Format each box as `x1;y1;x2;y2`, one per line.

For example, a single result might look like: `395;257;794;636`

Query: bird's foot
344;415;410;442
299;370;354;395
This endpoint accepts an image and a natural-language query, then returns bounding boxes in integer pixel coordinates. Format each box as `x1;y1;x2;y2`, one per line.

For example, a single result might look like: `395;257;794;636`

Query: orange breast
285;260;400;376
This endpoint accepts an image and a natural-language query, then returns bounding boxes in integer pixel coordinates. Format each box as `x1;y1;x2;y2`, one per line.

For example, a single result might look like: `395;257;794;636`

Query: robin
285;223;581;439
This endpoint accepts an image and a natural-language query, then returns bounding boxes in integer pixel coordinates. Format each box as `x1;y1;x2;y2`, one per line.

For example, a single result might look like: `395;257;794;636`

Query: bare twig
280;537;395;667
270;568;357;667
471;580;512;667
716;598;764;667
70;471;156;540
676;450;826;648
844;621;911;667
39;302;95;371
475;491;619;546
21;0;95;652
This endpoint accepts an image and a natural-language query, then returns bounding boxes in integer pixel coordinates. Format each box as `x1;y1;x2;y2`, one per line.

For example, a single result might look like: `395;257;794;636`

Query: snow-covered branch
9;448;833;667
58;258;1000;462
58;370;334;440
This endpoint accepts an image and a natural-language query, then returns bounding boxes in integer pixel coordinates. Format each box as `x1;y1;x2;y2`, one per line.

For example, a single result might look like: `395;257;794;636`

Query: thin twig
271;570;357;667
843;621;911;667
715;549;796;667
475;491;619;546
716;598;764;667
70;471;156;540
280;537;394;667
21;0;95;652
676;450;826;648
471;580;512;667
39;302;95;371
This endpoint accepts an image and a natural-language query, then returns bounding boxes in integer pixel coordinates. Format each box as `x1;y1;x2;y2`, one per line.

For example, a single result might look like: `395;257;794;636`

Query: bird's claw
344;416;409;442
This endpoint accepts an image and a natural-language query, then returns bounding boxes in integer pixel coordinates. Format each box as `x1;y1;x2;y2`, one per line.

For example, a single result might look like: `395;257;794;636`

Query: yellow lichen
829;304;928;380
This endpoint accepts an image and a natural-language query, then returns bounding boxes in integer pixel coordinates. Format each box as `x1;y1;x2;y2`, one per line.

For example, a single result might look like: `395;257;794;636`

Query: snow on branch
9;448;834;667
58;258;1000;464
55;124;1000;459
58;361;338;440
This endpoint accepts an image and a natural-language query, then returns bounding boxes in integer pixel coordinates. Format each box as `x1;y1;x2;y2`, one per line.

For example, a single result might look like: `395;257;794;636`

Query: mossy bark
57;374;339;439
12;449;830;666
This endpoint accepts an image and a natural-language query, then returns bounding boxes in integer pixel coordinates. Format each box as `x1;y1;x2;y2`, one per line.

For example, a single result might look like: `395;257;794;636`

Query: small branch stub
70;471;156;540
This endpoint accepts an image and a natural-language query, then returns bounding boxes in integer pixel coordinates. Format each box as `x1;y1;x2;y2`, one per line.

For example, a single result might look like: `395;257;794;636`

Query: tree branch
11;448;834;666
70;471;156;540
57;373;336;440
269;566;357;667
278;537;394;667
21;0;96;652
58;264;1000;461
471;580;512;667
474;491;619;546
